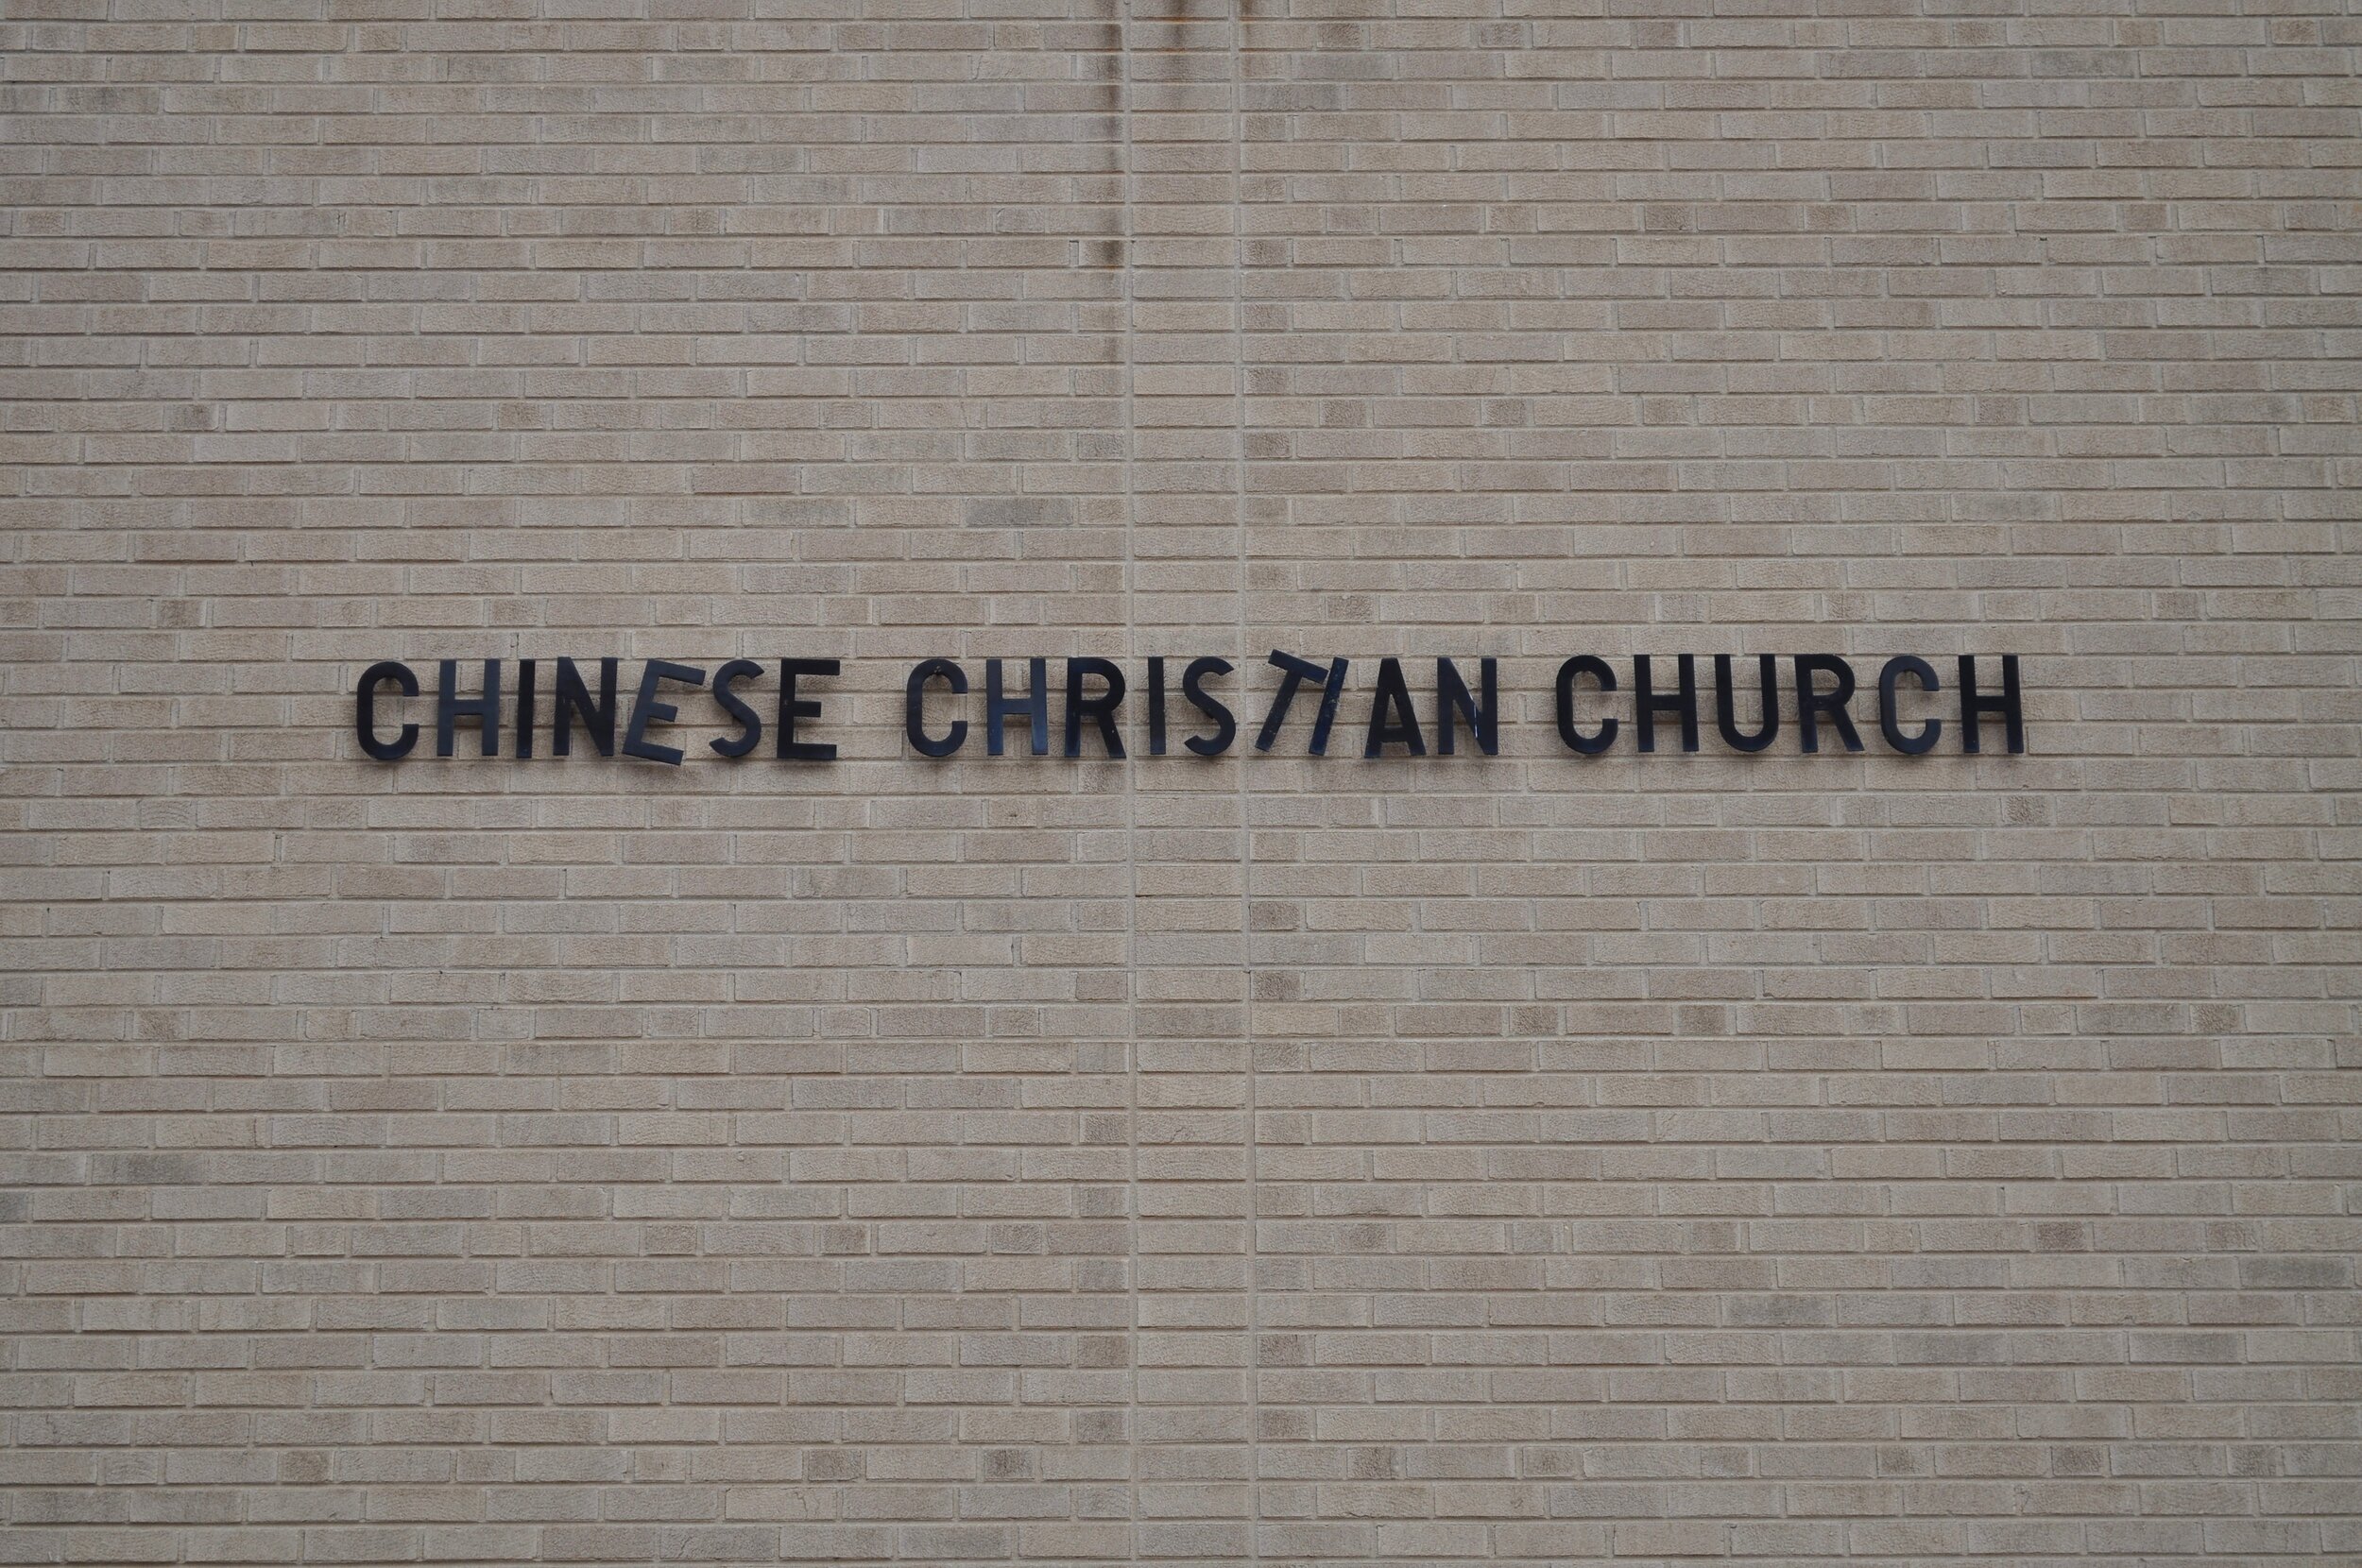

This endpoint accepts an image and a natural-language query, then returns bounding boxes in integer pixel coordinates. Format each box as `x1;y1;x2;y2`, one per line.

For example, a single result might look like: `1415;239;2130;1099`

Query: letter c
355;661;419;761
1554;656;1617;756
905;658;967;758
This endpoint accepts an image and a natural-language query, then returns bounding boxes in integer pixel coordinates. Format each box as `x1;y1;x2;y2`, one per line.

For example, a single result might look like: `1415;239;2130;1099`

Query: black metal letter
1634;654;1700;754
355;661;419;761
1257;651;1326;753
553;657;618;758
1712;654;1780;753
436;659;501;758
1147;656;1169;757
1435;656;1498;757
1182;657;1235;757
623;660;705;766
1793;654;1864;755
514;659;538;758
985;656;1050;758
1064;657;1126;759
779;657;839;761
1363;656;1426;758
1958;654;2025;755
1877;656;1942;756
1554;656;1617;755
1307;657;1351;757
906;659;967;757
711;659;763;758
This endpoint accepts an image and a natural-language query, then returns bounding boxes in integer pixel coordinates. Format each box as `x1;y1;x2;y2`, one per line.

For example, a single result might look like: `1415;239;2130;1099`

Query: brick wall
3;0;2358;1561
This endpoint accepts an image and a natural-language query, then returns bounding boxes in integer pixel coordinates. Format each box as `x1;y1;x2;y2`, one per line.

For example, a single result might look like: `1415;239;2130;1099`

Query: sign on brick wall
355;652;2025;762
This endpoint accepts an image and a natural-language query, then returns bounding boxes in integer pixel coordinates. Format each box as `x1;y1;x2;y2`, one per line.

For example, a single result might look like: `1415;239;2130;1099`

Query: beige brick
2;0;2359;1559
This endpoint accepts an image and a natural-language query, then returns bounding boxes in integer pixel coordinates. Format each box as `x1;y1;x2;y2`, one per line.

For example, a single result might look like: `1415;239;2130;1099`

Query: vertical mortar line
1118;0;1141;1552
1230;0;1258;1558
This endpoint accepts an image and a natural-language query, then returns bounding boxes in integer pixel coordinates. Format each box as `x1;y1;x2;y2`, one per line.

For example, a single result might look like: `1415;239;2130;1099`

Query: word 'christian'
355;653;2025;762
